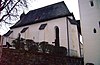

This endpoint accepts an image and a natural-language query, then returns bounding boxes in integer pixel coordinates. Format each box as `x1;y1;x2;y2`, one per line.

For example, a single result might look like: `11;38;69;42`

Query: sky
0;0;80;35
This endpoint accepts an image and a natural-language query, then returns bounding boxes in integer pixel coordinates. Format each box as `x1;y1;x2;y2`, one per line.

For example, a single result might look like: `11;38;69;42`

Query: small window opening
93;28;96;33
90;0;94;7
99;21;100;28
21;27;29;33
39;23;47;30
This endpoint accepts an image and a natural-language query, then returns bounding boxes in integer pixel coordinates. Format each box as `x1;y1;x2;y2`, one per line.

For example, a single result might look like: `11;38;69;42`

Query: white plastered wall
68;20;80;57
78;0;100;64
4;17;80;57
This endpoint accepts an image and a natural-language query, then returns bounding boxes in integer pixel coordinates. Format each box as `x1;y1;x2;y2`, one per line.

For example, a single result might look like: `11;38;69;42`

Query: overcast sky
0;0;80;35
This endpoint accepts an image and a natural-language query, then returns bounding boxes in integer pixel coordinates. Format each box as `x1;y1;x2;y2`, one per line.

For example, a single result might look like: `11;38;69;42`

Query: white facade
78;0;100;65
3;17;80;57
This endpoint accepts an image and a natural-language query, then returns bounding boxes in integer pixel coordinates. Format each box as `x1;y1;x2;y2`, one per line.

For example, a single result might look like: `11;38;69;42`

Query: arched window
55;26;60;47
93;28;96;33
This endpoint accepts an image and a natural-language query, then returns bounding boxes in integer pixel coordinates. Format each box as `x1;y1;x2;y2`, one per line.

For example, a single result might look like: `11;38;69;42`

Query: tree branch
3;0;11;10
0;0;9;11
0;0;20;22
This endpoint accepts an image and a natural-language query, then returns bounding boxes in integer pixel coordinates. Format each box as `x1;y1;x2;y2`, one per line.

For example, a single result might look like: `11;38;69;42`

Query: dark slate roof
3;30;13;37
68;18;78;25
11;1;71;29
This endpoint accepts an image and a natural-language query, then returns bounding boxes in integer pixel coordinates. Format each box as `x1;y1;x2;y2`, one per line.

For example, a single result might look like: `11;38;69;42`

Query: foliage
12;33;25;50
39;41;67;56
25;39;38;52
12;37;67;56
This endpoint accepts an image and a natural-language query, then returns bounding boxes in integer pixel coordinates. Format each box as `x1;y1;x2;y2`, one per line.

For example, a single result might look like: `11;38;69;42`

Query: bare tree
0;0;31;24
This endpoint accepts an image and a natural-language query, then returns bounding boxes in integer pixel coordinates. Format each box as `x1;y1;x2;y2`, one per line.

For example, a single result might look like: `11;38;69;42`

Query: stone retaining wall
0;48;84;65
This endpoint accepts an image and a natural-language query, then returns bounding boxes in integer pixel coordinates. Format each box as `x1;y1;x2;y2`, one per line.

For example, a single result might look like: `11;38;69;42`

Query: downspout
66;17;70;56
77;27;81;57
77;23;82;57
44;29;45;42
